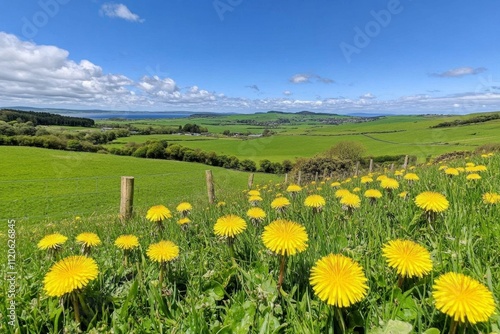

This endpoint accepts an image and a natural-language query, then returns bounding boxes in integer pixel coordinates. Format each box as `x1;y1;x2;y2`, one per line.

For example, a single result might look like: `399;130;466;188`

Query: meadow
1;144;499;333
0;146;280;221
102;112;500;163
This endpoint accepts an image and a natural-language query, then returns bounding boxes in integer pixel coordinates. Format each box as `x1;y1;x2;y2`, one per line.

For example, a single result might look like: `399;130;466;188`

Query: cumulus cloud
1;32;500;114
100;3;144;22
289;73;334;84
430;66;487;78
359;93;376;99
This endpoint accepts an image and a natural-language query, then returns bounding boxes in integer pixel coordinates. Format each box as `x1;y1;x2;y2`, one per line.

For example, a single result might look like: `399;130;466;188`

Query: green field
102;113;500;162
1;149;499;333
0;146;280;221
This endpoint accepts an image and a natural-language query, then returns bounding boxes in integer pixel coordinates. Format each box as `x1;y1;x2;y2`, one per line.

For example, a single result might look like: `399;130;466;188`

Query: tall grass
1;154;499;333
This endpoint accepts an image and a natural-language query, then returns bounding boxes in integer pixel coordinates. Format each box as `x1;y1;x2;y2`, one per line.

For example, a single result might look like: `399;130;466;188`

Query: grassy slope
0;146;280;221
103;114;500;162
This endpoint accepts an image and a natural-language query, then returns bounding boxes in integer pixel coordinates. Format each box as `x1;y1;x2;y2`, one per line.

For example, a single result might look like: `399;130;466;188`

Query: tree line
0;109;95;127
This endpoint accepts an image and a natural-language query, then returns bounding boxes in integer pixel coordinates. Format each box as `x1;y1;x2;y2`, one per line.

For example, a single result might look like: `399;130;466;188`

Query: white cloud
360;93;376;99
1;32;500;114
431;66;487;78
100;3;144;23
289;73;334;84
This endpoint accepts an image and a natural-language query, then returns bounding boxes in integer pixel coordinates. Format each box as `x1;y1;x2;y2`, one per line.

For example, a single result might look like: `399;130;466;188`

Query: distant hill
0;109;95;127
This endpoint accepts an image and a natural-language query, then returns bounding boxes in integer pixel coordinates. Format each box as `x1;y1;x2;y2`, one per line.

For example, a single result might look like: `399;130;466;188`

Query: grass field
0;146;280;222
102;113;500;162
1;150;499;333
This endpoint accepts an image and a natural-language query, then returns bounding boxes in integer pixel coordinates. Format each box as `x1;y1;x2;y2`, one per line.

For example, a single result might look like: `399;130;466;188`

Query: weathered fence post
297;171;302;185
369;159;373;173
322;168;328;180
403;155;409;169
248;173;254;189
314;172;319;183
284;173;288;184
354;161;360;177
205;170;215;204
390;163;395;172
120;176;134;220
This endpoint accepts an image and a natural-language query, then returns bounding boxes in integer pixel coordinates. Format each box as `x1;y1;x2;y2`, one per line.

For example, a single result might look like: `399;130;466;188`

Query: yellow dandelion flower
394;170;403;176
304;195;326;209
271;197;290;210
382;239;432;278
438;165;448;171
465;162;475;167
286;184;302;193
399;191;409;199
466;173;481;180
248;190;261;197
482;192;500;204
380;178;399;190
76;233;101;247
147;240;179;263
248;195;263;203
310;254;368;307
214;214;247;238
114;235;139;250
340;193;361;208
217;201;226;207
146;205;172;222
262;219;308;256
330;181;341;188
456;167;465;173
404;173;419;181
247;207;266;221
360;176;373;184
334;188;351;199
177;217;191;225
433;272;495;324
445;168;459;176
415;191;449;212
352;187;361;193
176;202;192;214
343;178;352;184
37;233;68;250
376;175;388;181
473;165;487;172
43;255;98;297
364;189;382;199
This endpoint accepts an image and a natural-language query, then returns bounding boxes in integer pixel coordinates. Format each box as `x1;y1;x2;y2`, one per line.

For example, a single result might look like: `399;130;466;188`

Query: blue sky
0;0;499;114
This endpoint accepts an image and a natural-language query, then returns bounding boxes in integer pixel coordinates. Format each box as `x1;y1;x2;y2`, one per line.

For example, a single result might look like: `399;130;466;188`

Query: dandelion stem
449;319;458;334
159;263;165;288
71;292;81;324
335;306;346;334
228;237;237;266
397;275;404;289
277;254;286;291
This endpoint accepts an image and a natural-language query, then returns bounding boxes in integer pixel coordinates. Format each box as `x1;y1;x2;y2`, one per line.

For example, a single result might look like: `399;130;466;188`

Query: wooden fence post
284;173;288;184
248;173;254;189
120;176;134;220
369;159;373;173
354;161;360;177
314;172;319;183
297;171;302;186
205;170;215;204
403;155;409;169
390;163;395;172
